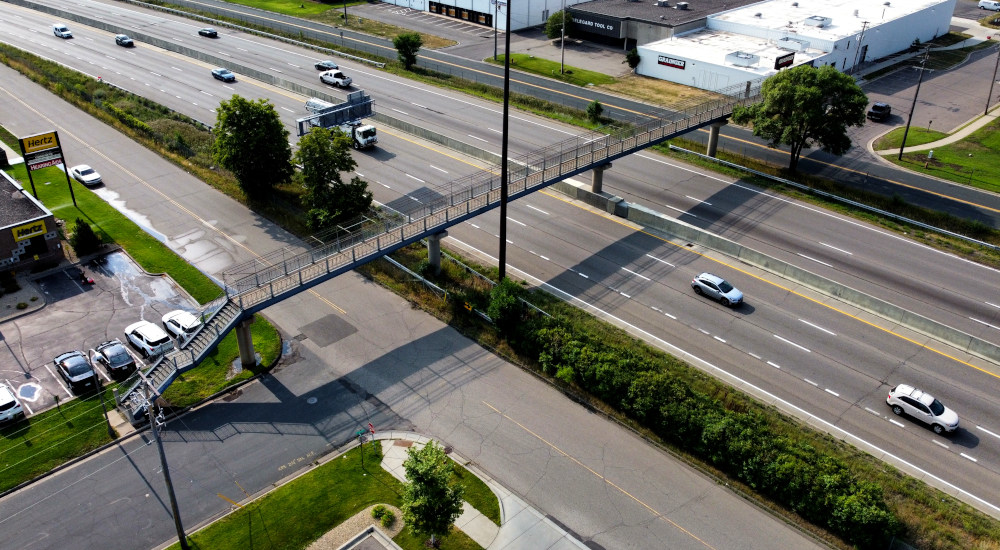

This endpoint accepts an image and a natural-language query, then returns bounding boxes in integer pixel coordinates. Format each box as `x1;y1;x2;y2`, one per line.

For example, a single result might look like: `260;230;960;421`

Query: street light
898;48;930;161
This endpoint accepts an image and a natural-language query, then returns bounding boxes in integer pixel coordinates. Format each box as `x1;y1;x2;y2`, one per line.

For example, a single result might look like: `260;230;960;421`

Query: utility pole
986;38;1000;115
898;48;930;161
498;0;512;280
851;21;869;75
493;0;499;61
142;381;189;550
560;0;566;74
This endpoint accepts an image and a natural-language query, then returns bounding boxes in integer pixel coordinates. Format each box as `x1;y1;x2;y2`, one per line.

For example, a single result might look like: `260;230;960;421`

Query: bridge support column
591;163;612;194
707;121;727;158
427;231;448;276
236;319;256;368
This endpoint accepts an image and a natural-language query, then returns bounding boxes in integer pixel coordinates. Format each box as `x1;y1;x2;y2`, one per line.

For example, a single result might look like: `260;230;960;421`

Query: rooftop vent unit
657;0;670;6
853;9;859;16
726;51;760;67
676;1;689;9
754;12;762;17
791;2;798;6
883;1;890;5
804;15;832;27
777;36;810;51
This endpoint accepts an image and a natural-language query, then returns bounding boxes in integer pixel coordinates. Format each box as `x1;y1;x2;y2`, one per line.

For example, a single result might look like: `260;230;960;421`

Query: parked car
94;339;137;377
886;384;959;434
314;60;339;70
198;27;218;38
867;102;891;122
115;34;134;47
124;320;173;358
211;68;236;83
320;69;352;88
69;164;102;186
691;272;743;307
54;351;97;393
162;310;202;339
0;384;25;424
52;23;72;39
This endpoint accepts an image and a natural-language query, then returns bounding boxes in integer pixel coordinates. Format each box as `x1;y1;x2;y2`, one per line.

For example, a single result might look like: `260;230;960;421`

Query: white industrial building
635;0;956;90
382;0;592;31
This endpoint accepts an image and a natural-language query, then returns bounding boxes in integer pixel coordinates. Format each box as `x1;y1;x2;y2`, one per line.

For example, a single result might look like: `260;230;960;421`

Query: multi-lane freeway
1;0;1000;546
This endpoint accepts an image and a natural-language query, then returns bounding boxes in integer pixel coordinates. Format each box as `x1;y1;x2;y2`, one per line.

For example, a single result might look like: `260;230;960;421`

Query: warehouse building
635;0;956;90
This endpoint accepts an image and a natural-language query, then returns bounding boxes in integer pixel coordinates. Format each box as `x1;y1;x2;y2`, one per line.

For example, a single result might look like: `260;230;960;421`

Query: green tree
624;48;640;70
293;126;372;231
586;100;603;124
69;218;101;257
213;95;293;199
545;10;572;40
401;441;465;547
731;64;868;173
393;32;423;70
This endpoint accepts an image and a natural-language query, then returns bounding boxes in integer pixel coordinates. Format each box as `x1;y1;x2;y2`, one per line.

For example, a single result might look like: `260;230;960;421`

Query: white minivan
52;23;72;38
979;0;1000;11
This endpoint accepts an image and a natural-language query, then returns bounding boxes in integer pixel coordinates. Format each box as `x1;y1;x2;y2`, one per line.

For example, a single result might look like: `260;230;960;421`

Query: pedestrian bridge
115;78;764;421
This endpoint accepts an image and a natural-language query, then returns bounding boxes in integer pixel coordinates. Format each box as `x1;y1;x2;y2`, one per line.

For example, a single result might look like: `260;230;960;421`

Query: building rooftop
570;0;762;27
645;28;826;75
712;0;950;40
0;172;52;229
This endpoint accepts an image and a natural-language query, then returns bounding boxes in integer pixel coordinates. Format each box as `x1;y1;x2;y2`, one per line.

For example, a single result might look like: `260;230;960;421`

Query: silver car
691;272;743;307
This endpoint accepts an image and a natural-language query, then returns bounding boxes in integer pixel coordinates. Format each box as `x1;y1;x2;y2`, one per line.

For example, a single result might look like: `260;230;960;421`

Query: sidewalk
376;432;589;550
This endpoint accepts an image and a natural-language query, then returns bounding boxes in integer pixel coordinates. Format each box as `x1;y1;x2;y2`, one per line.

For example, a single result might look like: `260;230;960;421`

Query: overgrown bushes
514;313;901;547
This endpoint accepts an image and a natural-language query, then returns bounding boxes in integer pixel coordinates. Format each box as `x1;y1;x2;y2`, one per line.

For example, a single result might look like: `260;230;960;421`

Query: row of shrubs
514;317;899;547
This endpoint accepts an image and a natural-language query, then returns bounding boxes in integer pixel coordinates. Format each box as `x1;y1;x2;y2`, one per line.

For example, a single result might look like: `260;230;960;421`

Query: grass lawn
5;163;222;304
879;116;1000;195
872;126;948;151
0;386;117;493
169;443;484;550
453;462;500;526
487;53;617;87
162;314;281;408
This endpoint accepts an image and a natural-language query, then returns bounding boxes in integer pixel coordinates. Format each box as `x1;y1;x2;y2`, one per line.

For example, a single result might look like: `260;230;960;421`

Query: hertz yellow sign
20;132;59;154
12;220;46;242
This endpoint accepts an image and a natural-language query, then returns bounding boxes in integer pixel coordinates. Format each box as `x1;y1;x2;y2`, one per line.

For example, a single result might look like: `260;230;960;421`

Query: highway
0;61;829;550
1;0;999;541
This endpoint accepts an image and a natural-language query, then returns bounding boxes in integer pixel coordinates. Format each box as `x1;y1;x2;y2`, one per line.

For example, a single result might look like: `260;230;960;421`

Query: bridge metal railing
115;77;763;419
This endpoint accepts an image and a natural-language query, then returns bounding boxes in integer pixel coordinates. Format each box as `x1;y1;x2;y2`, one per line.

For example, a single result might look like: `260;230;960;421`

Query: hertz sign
20;132;59;154
12;220;46;242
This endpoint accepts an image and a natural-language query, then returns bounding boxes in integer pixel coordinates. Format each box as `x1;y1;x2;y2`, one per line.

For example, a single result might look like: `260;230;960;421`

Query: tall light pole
986;38;1000;115
899;48;930;161
493;0;499;61
851;21;869;75
560;0;566;74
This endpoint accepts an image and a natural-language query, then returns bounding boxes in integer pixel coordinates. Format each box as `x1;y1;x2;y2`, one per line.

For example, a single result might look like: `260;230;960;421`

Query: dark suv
867;103;891;122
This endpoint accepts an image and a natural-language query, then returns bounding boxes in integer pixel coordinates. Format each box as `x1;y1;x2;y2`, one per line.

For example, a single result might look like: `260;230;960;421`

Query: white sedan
69;165;102;186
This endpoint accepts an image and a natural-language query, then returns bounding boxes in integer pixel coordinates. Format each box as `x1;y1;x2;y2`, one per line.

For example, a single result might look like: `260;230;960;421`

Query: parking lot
0;251;201;417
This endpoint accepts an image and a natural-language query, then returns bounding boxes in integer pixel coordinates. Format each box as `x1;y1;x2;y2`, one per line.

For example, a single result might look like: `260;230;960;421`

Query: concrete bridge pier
235;319;256;368
591;163;612;194
707;121;727;158
427;231;448;275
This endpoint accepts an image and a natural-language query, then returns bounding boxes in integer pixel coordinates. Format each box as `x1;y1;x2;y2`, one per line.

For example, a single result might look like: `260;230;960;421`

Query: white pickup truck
320;70;352;88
